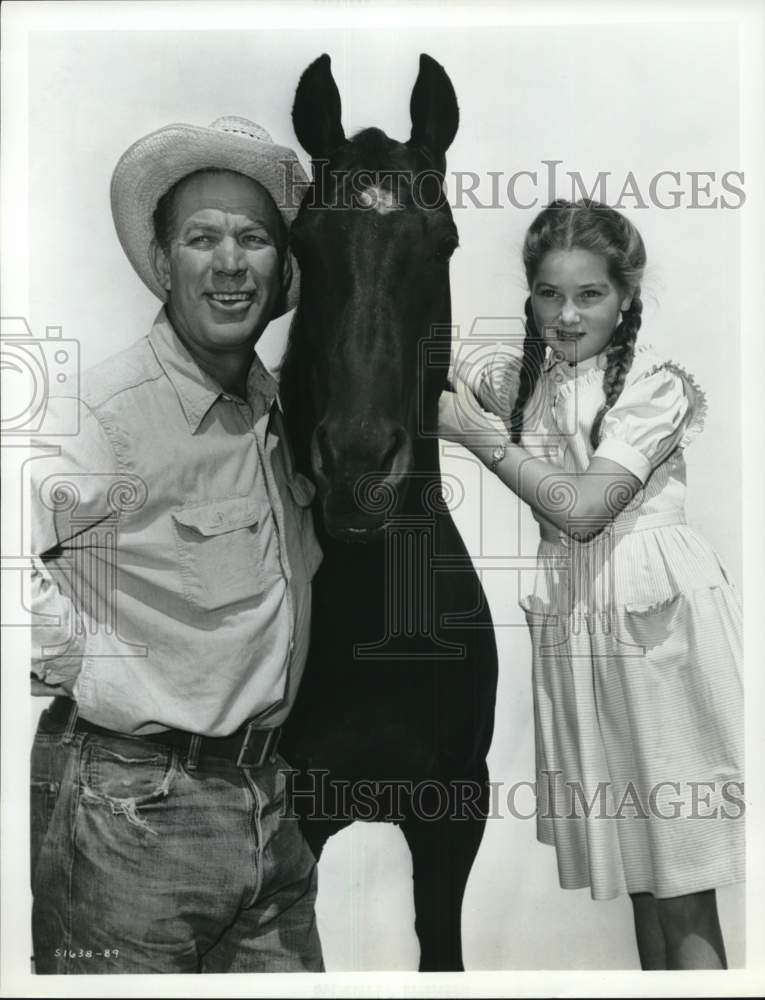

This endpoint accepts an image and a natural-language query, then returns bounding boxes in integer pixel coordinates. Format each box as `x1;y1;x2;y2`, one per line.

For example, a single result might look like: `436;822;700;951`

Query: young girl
439;200;744;970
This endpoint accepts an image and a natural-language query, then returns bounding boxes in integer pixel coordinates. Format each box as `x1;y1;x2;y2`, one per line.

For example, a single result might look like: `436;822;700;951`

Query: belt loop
61;701;79;745
185;734;202;772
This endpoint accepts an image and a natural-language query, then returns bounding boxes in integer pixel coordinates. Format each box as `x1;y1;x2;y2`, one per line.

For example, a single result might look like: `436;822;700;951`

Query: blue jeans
31;713;324;974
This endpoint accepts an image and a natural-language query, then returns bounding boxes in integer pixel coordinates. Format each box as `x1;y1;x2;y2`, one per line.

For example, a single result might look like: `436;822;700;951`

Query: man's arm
30;398;119;692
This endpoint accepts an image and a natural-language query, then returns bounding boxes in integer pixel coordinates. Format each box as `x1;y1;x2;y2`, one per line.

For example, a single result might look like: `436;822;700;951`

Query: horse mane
278;312;312;476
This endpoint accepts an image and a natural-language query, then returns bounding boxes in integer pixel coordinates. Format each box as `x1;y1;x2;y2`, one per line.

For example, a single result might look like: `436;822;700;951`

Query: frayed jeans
30;711;324;974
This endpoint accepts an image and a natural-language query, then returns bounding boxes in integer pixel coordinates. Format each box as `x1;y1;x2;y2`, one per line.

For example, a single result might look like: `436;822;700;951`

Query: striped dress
485;342;744;900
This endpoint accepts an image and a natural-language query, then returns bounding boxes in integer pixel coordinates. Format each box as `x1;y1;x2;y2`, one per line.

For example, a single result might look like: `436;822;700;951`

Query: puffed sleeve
450;342;523;421
593;363;707;483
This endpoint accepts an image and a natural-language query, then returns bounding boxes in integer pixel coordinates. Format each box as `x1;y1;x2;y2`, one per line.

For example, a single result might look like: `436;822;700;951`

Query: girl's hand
438;379;508;448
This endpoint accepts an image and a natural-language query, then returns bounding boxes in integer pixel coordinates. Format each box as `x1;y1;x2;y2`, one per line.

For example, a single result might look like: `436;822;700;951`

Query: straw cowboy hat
110;116;309;315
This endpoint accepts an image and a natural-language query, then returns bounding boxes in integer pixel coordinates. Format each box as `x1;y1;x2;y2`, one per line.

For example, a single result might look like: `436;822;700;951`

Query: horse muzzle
311;420;414;541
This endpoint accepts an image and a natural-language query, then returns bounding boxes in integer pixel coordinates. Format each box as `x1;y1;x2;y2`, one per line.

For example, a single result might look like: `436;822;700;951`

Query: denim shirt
31;310;322;736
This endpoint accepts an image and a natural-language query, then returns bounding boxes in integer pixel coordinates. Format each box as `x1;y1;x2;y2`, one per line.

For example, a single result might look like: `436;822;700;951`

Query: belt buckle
236;722;280;769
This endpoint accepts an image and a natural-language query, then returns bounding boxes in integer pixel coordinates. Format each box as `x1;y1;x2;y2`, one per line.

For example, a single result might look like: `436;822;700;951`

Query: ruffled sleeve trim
550;344;708;450
635;358;708;449
549;363;603;401
548;344;657;402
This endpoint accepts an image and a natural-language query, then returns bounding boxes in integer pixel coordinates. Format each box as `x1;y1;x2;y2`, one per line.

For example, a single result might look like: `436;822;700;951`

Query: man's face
154;171;285;354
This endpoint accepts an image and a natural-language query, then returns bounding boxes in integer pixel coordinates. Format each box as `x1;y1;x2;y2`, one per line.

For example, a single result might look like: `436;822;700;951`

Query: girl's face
531;248;632;365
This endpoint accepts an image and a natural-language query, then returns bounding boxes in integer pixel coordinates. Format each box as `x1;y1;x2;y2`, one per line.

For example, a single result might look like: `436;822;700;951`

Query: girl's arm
472;438;641;541
439;379;639;539
440;356;702;541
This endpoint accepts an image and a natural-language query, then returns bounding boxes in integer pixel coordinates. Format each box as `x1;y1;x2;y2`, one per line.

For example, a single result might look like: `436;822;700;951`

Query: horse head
284;53;459;541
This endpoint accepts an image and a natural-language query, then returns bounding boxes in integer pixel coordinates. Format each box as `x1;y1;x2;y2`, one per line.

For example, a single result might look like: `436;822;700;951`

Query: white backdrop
4;2;756;983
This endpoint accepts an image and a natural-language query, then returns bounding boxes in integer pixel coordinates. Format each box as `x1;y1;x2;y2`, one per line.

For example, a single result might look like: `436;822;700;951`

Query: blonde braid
589;293;643;449
510;296;546;443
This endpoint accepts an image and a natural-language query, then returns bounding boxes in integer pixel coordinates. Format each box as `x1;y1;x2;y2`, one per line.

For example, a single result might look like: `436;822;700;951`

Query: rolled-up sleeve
31;398;119;688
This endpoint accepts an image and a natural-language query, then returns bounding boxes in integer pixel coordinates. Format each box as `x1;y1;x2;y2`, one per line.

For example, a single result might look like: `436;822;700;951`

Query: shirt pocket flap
172;497;262;537
287;473;317;508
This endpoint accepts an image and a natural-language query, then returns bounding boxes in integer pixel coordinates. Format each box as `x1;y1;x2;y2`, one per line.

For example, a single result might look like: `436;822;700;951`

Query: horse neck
280;309;316;479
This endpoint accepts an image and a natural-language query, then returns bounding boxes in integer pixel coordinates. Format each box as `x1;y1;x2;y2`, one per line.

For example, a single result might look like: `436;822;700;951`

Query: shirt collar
148;308;279;432
543;345;607;376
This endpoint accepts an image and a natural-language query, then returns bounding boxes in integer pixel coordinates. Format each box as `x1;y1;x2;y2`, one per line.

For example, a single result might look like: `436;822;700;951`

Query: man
29;116;323;974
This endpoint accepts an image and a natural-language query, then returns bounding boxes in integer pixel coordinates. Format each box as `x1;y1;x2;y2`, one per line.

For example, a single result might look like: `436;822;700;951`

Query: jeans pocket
80;737;178;836
30;779;59;884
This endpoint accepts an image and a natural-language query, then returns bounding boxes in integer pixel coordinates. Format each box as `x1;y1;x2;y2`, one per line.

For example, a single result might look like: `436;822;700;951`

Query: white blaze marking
358;185;401;214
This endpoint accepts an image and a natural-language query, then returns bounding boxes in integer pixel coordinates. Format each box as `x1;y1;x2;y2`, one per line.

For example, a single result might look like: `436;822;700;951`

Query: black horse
279;53;498;972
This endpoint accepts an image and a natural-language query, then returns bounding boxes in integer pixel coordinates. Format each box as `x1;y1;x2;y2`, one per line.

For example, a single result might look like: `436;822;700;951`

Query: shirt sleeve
593;364;706;483
451;343;523;421
30;397;119;687
31;556;86;690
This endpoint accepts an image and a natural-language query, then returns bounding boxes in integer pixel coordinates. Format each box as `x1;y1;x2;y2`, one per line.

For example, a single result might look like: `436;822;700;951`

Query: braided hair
510;199;647;449
509;295;546;443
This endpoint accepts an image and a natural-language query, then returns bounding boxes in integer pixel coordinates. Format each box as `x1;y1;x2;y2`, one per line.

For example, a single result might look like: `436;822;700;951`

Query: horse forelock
312;127;430;208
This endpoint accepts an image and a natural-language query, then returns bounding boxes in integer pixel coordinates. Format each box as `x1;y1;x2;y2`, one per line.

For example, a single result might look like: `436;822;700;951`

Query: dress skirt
520;516;745;900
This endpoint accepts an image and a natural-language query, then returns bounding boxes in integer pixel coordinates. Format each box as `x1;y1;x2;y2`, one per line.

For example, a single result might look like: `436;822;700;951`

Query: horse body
279;54;498;971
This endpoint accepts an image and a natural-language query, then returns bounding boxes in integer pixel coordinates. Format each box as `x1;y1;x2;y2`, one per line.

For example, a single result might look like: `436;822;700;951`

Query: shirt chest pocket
171;497;271;612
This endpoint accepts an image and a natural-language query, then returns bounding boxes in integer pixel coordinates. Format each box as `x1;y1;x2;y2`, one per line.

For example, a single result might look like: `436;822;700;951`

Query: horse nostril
380;426;410;477
380;438;399;474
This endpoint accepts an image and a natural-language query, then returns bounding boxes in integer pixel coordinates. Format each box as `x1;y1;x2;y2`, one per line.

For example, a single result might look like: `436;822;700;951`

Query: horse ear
292;53;346;159
408;53;459;170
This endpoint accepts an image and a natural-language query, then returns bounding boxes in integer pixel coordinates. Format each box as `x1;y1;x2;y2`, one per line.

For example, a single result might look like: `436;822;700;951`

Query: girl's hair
510;199;647;449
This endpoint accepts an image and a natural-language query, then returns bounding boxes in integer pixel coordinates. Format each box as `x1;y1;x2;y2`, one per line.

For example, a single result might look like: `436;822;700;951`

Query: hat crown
111;114;307;316
209;116;273;143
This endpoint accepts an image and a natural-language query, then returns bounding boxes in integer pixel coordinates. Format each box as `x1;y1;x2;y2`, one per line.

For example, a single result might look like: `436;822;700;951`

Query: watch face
492;444;505;461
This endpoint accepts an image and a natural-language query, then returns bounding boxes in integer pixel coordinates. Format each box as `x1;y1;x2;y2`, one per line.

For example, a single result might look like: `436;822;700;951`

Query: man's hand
31;677;76;698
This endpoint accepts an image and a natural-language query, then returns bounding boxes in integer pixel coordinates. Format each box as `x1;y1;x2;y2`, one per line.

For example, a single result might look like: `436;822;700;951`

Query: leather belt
42;697;281;770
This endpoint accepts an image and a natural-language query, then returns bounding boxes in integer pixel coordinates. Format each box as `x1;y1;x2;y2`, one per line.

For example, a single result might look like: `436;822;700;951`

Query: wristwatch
490;436;512;475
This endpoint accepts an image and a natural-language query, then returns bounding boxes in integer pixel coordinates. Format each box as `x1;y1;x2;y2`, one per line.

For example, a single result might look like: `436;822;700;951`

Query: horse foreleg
401;763;490;972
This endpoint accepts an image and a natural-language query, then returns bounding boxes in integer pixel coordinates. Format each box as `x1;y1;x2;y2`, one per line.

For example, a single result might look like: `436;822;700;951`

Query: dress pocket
172;496;270;611
621;592;685;654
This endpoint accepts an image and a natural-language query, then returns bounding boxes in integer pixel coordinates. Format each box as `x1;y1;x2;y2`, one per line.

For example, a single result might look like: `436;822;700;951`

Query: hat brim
110;123;309;316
